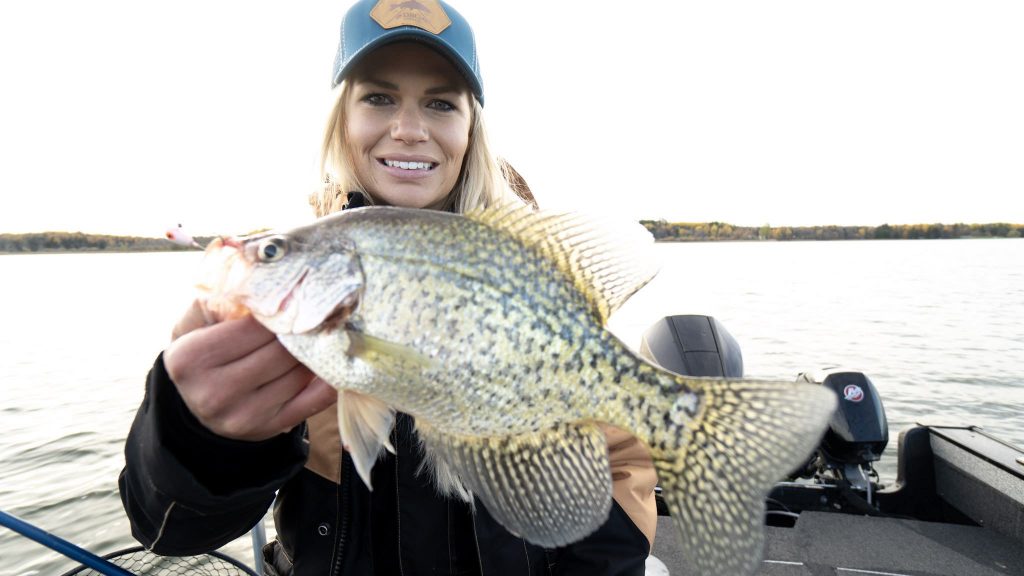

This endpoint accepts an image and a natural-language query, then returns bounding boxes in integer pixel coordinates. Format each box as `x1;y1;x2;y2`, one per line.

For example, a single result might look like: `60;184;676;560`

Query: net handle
0;509;136;576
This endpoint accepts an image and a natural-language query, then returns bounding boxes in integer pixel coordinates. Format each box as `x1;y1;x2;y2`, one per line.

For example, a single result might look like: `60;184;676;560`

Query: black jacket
119;355;650;575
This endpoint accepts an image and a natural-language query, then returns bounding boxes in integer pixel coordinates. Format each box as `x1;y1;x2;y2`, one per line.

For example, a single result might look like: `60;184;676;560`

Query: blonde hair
310;79;524;217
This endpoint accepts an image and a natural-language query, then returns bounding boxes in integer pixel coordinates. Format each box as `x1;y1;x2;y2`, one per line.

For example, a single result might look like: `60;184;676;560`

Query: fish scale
350;226;611;434
200;203;837;576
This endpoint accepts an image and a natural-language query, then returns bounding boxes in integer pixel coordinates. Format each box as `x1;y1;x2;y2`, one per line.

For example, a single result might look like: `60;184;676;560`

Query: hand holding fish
163;300;336;442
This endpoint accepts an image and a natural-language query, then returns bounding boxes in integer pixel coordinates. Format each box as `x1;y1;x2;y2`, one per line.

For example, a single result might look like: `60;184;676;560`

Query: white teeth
385;159;433;171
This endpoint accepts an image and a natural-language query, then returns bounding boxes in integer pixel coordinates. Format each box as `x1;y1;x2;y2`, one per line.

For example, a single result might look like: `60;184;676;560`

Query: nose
390;104;428;144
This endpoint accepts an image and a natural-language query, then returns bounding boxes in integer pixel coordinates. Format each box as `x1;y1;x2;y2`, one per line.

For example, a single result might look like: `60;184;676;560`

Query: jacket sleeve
118;353;309;555
551;425;658;576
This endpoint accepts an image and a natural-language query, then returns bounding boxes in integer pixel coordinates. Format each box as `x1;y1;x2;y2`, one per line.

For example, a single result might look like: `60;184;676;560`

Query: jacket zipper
331;455;350;576
471;516;485;576
394;438;406;576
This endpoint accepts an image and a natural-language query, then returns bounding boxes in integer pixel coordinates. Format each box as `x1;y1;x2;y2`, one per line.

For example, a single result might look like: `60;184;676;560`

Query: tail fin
654;377;836;576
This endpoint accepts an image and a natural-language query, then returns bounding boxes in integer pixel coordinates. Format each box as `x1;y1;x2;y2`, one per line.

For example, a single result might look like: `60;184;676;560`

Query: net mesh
59;547;259;576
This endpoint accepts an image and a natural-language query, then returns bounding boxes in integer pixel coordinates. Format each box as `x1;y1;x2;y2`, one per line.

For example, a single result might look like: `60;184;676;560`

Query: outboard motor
793;368;888;505
639;315;743;378
640;317;891;517
640;315;743;517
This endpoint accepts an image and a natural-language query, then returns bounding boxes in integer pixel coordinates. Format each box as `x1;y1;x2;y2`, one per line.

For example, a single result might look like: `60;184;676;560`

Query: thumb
171;299;214;341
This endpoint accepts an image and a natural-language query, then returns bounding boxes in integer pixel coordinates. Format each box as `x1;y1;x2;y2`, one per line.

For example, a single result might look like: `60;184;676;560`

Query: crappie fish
199;204;836;576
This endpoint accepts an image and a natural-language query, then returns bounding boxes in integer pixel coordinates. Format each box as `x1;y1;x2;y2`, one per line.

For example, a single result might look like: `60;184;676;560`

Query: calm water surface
1;240;1022;575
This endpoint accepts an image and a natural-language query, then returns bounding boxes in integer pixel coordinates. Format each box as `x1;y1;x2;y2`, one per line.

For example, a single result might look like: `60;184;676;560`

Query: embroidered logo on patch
371;0;452;35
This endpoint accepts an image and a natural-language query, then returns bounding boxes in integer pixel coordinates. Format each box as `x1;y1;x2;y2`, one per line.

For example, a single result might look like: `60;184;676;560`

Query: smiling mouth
380;159;438;171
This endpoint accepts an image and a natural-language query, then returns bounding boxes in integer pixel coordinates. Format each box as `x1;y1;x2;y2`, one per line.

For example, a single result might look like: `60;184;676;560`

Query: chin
378;186;451;209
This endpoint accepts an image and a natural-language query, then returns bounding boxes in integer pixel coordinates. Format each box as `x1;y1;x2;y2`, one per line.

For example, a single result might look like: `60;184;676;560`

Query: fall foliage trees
1;223;1020;253
638;221;1023;242
0;232;213;253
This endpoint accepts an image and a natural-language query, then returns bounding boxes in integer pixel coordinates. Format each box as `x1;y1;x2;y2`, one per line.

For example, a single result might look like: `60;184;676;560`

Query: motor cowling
640;315;744;517
797;368;888;467
639;315;743;378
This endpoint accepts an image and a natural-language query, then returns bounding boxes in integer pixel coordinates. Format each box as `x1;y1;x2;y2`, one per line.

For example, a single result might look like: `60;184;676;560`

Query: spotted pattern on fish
204;204;837;576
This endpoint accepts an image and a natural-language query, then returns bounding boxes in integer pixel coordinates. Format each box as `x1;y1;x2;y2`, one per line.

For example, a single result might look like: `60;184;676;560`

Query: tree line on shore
1;222;1021;253
0;232;215;253
639;221;1023;242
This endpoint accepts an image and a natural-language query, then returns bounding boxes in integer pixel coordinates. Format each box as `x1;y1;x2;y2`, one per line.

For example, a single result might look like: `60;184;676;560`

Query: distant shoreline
1;222;1021;253
0;247;203;255
0;232;215;254
639;221;1022;242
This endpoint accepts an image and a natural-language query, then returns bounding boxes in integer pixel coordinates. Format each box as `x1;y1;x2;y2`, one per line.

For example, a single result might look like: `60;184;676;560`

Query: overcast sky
1;1;1022;237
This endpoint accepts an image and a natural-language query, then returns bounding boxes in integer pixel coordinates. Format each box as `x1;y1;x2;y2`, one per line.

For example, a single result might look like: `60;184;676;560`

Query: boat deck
651;511;1024;576
650;424;1024;575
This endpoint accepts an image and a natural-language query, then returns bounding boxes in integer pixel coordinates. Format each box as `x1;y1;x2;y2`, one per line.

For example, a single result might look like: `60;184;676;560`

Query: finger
272;376;339;432
218;337;307;390
173;338;304;422
247;363;317;414
208;373;336;441
221;369;328;439
190;363;309;440
169;315;278;372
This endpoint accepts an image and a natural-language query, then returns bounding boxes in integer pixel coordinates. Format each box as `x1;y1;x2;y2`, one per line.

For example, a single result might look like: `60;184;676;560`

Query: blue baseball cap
332;0;484;105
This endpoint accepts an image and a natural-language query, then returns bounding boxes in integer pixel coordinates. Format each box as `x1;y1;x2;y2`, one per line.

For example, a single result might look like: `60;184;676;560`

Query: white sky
1;1;1022;237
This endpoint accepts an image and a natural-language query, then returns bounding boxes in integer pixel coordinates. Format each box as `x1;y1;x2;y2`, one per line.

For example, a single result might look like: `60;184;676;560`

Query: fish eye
257;236;288;263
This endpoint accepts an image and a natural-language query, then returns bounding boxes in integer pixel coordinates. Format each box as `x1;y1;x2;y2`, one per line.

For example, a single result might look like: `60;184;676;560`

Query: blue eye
429;99;455;112
364;93;392;106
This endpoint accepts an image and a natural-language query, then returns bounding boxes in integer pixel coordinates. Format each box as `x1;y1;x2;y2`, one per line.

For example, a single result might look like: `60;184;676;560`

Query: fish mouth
257;266;363;335
195;237;252;321
199;233;365;335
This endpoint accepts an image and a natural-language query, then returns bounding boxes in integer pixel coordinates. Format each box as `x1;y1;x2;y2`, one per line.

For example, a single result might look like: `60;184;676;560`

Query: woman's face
345;42;473;209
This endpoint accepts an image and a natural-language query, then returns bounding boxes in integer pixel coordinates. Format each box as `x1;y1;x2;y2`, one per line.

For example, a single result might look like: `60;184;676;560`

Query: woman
119;1;656;574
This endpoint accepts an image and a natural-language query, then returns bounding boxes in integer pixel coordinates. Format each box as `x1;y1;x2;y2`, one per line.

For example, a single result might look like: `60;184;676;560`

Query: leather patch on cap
371;0;452;35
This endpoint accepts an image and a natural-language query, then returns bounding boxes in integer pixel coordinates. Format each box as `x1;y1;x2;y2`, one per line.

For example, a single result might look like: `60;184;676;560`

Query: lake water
1;240;1022;575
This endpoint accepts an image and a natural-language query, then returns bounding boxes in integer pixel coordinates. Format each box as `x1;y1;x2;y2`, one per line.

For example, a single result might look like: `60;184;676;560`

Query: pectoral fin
346;330;438;371
417;421;613;547
337;389;396;490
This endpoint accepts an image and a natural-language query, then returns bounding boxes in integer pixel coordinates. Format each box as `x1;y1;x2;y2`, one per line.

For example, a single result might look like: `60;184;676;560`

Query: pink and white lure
164;224;203;249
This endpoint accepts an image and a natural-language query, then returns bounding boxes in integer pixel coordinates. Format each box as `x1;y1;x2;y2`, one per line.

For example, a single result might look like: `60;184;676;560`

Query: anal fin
417;421;613;547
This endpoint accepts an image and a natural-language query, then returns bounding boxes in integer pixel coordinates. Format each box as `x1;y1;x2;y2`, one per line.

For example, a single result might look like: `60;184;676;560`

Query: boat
4;315;1022;575
642;315;1024;576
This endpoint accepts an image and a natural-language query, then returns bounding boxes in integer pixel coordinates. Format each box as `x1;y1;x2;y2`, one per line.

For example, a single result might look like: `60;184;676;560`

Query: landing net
58;546;259;576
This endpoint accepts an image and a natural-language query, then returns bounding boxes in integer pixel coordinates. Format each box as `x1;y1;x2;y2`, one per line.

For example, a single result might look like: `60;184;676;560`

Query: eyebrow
360;77;463;96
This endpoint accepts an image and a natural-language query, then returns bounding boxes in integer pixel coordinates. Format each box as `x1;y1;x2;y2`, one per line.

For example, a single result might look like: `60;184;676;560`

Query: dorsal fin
466;203;659;324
